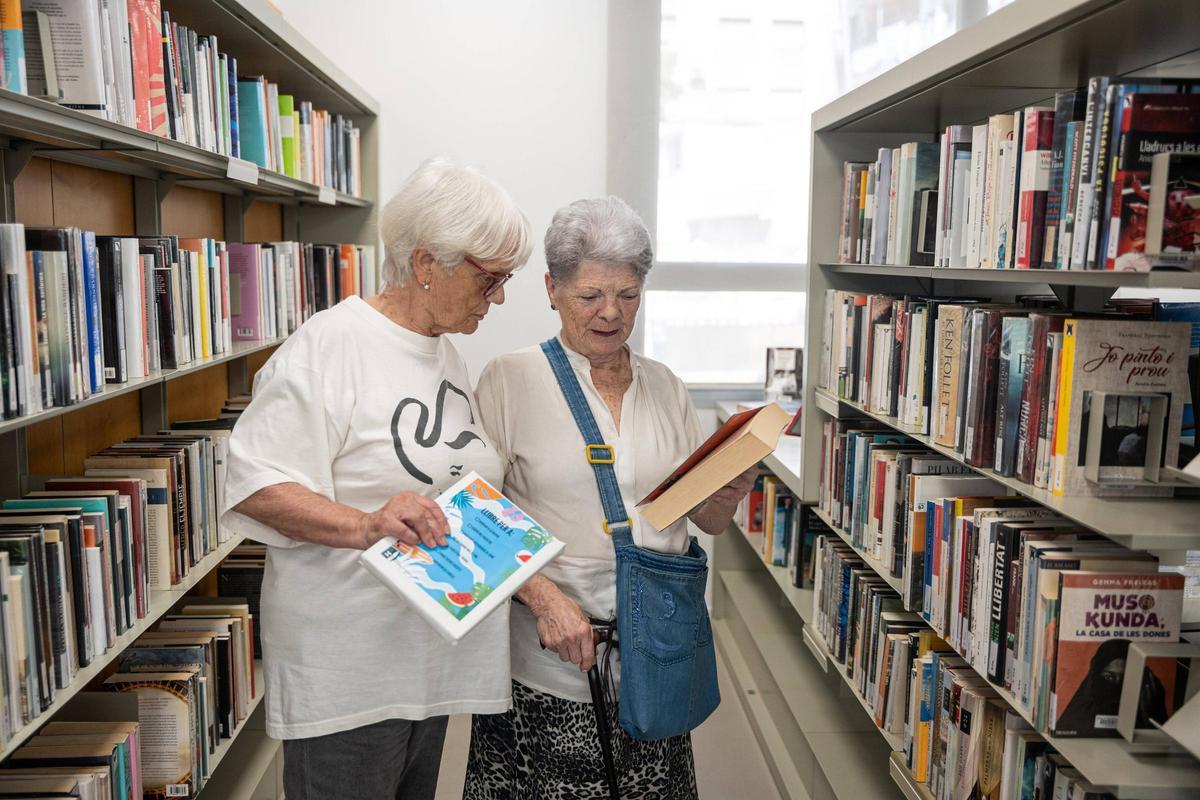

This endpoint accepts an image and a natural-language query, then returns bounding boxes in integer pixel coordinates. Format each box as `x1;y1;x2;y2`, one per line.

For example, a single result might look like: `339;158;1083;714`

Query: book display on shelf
836;78;1200;274
706;4;1200;800
0;1;377;795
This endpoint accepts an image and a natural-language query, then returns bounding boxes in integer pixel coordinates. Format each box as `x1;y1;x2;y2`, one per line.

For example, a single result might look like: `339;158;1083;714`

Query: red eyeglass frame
463;255;513;297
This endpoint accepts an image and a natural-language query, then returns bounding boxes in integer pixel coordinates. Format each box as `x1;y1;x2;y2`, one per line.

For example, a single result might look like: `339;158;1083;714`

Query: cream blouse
475;336;703;701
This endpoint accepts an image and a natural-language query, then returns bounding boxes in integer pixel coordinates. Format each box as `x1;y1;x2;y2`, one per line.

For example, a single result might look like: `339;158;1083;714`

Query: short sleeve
474;358;513;474
220;354;345;548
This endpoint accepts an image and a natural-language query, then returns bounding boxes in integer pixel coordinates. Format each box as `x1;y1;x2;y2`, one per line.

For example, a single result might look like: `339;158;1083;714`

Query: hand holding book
355;491;451;550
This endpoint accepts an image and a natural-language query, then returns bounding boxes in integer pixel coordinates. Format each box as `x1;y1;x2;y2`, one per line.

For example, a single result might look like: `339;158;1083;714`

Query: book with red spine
1015;108;1055;268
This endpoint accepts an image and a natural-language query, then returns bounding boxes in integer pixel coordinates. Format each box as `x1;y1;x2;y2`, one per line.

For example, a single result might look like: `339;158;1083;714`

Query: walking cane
588;627;621;800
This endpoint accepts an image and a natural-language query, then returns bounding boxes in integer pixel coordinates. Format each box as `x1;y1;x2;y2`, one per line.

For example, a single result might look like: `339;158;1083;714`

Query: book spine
1051;321;1078;495
1016;109;1054;269
1069;76;1110;269
1043;93;1077;267
1085;84;1118;269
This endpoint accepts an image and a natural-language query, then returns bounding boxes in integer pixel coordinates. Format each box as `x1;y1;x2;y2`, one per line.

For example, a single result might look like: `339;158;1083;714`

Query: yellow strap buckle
585;444;615;465
603;518;632;536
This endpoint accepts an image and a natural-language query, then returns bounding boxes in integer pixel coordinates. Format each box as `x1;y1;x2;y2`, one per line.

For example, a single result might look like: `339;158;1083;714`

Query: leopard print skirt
463;680;699;800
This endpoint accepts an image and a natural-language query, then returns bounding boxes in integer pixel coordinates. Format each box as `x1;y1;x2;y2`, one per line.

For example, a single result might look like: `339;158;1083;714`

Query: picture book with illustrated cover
1052;318;1191;496
361;472;564;642
1050;571;1184;737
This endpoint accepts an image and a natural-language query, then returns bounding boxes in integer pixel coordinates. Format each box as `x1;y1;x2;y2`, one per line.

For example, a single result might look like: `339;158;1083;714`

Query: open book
638;403;792;531
360;472;565;641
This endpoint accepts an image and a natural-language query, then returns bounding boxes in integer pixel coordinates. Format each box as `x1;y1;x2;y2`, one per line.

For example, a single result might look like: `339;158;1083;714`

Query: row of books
0;595;258;798
818;289;1200;497
814;433;1188;739
812;532;1180;799
837;76;1200;270
735;473;830;589
0;223;375;420
0;411;240;746
215;543;263;659
4;0;364;196
0;718;140;799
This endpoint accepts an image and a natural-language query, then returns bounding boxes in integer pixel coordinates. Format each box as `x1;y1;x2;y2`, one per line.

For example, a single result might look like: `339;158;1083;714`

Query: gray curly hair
544;196;653;285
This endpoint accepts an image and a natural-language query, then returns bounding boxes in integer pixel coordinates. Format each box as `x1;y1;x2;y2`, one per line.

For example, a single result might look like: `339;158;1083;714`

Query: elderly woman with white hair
464;197;757;799
220;159;531;800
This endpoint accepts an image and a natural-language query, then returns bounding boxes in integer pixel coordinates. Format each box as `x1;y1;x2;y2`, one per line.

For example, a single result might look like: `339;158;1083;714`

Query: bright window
644;291;807;385
649;0;1014;383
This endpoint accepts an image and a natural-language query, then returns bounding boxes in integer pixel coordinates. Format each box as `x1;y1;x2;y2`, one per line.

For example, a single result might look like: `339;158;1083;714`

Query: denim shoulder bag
540;338;719;741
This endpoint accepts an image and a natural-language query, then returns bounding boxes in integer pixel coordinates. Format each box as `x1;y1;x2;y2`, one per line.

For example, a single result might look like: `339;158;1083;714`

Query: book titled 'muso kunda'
360;473;565;641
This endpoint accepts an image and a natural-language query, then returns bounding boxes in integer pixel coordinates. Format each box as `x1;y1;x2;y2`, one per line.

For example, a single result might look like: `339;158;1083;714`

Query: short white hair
380;158;533;289
544;196;653;285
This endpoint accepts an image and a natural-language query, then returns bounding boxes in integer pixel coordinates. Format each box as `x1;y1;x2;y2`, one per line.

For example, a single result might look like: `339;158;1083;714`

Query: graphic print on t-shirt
391;380;486;484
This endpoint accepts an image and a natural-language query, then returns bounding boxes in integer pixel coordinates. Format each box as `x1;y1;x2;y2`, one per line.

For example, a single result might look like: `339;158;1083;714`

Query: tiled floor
435;645;780;799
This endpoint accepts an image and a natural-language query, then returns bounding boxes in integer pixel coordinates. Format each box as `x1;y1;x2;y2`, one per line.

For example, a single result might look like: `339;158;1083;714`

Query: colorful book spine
1015;108;1055;269
0;0;27;93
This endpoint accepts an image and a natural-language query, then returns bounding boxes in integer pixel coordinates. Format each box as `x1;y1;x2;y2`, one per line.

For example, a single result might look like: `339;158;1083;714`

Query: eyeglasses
463;255;513;298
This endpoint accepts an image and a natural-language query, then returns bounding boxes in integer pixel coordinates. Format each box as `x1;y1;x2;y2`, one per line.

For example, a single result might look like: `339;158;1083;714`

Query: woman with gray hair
464;197;757;799
220;158;531;800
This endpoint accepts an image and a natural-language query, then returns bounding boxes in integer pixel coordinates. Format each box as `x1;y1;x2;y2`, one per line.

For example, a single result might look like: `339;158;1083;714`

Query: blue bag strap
540;338;632;544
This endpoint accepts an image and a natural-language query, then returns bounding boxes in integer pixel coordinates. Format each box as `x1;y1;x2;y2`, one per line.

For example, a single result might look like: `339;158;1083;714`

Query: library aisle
434;654;782;800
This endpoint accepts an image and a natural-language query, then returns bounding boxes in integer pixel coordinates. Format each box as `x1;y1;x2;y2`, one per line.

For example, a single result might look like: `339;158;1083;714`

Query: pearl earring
423;282;430;291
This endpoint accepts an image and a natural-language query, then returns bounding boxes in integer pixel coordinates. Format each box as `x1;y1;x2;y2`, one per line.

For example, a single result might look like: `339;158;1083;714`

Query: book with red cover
1104;93;1200;270
1016;108;1055;268
642;407;760;507
128;0;167;136
639;403;791;531
1016;314;1067;484
1050;571;1184;737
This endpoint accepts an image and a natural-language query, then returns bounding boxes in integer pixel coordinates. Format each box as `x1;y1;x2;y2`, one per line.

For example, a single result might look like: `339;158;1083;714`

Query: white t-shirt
475;337;703;702
220;296;510;740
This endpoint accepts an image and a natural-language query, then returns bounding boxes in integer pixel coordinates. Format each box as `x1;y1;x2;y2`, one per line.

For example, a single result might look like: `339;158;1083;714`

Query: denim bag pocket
616;536;719;741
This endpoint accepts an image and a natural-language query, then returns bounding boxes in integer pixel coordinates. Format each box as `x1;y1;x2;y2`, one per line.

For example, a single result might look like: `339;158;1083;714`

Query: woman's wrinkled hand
354;491;450;550
533;589;596;672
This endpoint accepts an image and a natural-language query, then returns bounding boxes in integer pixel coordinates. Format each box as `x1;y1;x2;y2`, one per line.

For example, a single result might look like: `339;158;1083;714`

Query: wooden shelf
0;338;284;436
811;387;1200;553
0;89;372;208
0;533;248;761
819;262;1200;290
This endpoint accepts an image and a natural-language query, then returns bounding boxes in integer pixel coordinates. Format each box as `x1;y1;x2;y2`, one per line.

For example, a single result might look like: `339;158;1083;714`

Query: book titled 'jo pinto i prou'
360;472;564;642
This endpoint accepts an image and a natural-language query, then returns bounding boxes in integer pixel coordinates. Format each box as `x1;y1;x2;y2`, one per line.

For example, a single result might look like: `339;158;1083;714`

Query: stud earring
423;282;430;291
550;303;557;310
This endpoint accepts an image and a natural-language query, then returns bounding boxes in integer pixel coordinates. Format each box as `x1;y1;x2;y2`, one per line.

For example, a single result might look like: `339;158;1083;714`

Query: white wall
272;0;609;380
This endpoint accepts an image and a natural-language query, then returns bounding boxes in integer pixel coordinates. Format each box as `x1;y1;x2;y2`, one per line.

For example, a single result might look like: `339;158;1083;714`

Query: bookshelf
712;0;1200;798
0;1;379;796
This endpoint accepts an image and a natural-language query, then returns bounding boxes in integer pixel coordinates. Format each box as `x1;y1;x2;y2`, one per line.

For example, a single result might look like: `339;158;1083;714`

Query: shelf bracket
241;193;256;215
2;142;37;182
1052;284;1115;312
156;173;178;200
